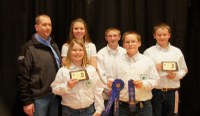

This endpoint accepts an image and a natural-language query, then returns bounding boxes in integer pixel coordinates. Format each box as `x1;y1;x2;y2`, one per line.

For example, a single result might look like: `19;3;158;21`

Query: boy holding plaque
144;23;188;116
110;31;160;116
51;39;104;116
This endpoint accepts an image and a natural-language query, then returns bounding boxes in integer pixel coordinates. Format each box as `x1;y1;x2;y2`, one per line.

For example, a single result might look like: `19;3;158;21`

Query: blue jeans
62;104;95;116
119;100;152;116
151;89;176;116
34;94;59;116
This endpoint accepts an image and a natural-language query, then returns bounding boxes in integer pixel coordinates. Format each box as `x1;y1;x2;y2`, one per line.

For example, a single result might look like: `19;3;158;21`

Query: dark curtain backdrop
1;0;199;116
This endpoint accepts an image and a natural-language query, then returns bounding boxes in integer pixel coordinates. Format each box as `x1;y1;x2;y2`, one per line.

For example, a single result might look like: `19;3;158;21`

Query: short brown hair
153;23;171;34
105;28;121;36
35;14;50;24
122;31;141;42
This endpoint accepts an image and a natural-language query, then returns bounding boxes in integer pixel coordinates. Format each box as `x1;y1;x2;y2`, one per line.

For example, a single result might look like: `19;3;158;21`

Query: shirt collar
106;44;119;55
125;51;140;62
34;34;51;46
156;43;171;51
69;63;85;70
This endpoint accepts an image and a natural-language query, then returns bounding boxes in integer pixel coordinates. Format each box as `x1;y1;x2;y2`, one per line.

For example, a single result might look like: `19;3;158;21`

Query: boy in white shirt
109;31;159;116
97;28;126;116
144;23;188;116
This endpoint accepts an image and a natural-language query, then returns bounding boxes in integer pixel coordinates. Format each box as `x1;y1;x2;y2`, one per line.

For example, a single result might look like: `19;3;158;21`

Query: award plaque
70;69;89;81
162;61;178;71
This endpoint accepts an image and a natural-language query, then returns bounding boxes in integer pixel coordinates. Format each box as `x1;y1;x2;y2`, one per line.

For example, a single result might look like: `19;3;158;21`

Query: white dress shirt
116;52;160;102
97;45;126;84
61;42;97;58
144;43;188;89
51;64;104;114
97;45;126;99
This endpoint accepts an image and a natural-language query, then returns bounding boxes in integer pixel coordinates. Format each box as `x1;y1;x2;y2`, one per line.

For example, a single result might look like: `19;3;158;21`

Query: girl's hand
67;79;79;88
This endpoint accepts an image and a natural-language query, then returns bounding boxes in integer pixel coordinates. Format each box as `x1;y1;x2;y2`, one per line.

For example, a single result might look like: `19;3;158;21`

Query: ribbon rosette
102;79;124;116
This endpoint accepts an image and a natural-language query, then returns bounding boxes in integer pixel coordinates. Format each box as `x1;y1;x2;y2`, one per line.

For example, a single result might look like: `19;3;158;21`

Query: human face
123;34;141;57
73;22;85;40
106;30;120;49
70;43;84;65
35;16;52;40
154;28;171;48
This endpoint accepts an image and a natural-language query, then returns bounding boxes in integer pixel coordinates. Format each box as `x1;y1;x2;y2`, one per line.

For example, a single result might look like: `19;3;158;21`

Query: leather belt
119;100;151;109
64;103;94;113
155;88;178;92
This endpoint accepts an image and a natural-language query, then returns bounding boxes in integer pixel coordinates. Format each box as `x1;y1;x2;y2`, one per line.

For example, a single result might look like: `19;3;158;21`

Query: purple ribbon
128;79;136;112
102;79;124;116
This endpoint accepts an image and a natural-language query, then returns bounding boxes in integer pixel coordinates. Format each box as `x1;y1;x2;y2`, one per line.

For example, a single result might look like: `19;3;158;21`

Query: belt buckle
162;88;168;92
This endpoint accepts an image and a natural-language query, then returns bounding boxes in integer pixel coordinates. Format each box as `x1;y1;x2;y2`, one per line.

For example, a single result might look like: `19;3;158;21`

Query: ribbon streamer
128;79;136;112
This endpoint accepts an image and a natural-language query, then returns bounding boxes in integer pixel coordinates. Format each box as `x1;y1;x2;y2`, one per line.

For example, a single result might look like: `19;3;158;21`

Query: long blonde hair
63;39;90;69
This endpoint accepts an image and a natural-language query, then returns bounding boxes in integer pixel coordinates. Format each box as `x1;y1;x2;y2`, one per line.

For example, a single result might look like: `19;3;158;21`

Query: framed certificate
162;61;178;71
70;69;89;81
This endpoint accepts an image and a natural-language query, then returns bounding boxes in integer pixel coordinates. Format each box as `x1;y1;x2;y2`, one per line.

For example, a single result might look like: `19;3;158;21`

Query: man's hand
23;103;34;116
